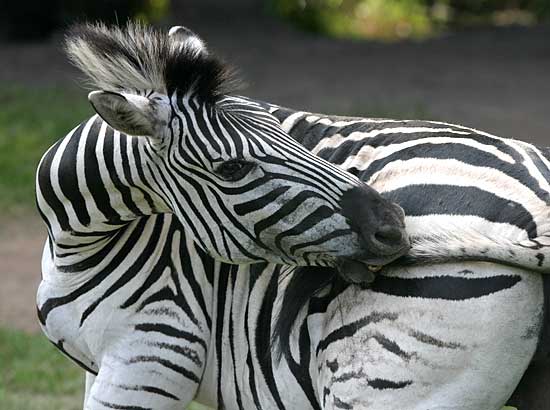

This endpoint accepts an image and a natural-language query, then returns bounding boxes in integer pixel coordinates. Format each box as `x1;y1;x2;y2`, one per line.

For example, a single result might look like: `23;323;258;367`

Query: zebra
36;23;549;410
38;22;411;286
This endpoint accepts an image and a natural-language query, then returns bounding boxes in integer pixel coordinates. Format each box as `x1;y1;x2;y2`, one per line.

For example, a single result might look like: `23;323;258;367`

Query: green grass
0;85;92;213
0;327;84;410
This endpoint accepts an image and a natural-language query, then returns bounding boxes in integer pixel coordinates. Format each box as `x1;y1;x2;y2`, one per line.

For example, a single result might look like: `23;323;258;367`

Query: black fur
272;266;348;361
66;22;241;102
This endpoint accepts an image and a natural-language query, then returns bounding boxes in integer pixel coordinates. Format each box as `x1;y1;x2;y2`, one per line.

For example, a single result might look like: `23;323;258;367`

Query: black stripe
255;272;286;410
55;224;129;273
228;267;245;410
134;323;207;350
95;398;150;410
316;311;398;355
180;237;213;328
80;216;166;325
356;143;550;205
116;384;179;400
290;229;351;255
125;354;200;383
274;205;334;253
143;340;202;366
234;186;290;216
370;274;522;300
253;190;324;237
102;127;145;217
53;339;97;374
215;263;231;410
57;121;91;226
37;138;72;231
368;378;412;390
215;111;244;154
284;320;321;410
84;118;122;222
383;184;537;238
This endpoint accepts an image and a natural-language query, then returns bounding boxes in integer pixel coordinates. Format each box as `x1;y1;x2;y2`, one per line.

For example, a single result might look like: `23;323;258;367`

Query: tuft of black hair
65;21;242;102
163;43;241;102
272;266;348;362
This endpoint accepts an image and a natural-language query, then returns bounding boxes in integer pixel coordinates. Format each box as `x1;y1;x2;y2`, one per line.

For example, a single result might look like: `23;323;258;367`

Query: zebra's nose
340;185;409;260
373;224;404;247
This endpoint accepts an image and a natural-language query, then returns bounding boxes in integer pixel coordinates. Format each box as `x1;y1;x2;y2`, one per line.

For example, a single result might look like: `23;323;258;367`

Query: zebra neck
265;103;371;155
36;115;169;254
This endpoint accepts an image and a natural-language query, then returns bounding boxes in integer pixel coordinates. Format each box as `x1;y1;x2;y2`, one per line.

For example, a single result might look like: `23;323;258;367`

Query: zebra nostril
373;224;404;246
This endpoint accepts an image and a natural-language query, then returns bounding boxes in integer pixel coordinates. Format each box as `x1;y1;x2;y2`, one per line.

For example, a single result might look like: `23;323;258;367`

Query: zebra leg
84;344;201;410
316;262;543;410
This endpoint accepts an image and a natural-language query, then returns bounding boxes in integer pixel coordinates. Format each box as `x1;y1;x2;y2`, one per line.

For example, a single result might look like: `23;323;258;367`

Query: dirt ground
0;213;46;332
1;3;549;333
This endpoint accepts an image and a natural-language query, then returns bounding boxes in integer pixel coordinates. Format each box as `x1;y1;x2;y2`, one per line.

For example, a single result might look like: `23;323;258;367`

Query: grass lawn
0;327;84;410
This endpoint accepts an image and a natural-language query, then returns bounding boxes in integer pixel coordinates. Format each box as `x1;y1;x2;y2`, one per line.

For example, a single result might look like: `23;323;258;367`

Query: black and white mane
66;22;240;100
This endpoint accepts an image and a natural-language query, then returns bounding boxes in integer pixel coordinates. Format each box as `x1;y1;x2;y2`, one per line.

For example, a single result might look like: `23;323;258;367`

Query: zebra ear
88;91;169;137
168;25;207;55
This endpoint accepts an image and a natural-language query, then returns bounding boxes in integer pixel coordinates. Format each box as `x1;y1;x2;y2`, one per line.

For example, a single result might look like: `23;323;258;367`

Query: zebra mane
272;266;348;361
65;22;240;101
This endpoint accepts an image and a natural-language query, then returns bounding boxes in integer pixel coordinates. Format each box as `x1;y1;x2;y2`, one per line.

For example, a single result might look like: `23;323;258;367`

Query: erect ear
88;91;170;137
168;25;207;56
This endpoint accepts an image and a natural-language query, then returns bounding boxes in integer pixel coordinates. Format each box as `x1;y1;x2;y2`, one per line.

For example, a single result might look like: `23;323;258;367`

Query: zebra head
65;22;409;282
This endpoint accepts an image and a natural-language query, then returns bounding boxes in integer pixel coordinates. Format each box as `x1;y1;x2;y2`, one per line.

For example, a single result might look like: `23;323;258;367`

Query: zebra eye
215;159;255;181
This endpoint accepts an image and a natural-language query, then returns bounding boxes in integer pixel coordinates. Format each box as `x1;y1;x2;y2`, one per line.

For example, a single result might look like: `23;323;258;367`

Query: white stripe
337;136;516;170
280;111;305;133
367;157;547;215
311;127;472;154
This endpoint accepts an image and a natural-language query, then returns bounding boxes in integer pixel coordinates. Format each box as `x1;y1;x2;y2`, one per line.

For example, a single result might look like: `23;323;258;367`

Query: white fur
66;23;173;93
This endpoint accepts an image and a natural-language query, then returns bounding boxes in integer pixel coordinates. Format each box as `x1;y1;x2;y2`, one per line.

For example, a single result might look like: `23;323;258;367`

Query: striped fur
270;106;550;272
38;214;543;410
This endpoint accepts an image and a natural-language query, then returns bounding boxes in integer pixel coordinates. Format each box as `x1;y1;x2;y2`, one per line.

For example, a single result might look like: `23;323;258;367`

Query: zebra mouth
336;247;408;285
336;259;379;285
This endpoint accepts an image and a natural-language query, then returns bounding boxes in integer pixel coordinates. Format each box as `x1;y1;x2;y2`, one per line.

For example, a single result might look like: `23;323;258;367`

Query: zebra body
38;213;544;410
37;109;549;410
36;23;550;410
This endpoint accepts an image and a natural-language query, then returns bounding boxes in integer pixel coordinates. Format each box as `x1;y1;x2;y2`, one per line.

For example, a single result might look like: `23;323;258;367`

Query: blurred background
0;1;549;409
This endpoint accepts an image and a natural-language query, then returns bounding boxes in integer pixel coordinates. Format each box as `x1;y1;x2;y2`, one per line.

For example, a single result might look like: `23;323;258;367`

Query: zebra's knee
84;356;196;410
